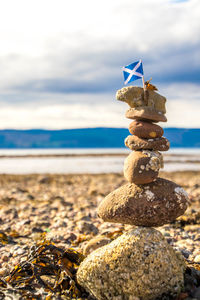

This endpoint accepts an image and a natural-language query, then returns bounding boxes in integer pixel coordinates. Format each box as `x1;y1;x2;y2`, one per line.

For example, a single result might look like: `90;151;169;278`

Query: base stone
77;227;186;300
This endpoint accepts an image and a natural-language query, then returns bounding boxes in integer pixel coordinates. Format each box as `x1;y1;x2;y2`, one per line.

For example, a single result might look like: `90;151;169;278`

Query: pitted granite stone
77;227;186;300
97;178;188;227
129;120;164;138
125;135;170;151
124;150;163;184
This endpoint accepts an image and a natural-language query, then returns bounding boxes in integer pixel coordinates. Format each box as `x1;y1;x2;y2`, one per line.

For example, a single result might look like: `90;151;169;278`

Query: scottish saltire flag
122;60;144;85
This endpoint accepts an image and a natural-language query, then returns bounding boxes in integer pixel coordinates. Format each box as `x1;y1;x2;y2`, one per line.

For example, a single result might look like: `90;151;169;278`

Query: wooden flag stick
142;76;145;90
142;75;148;106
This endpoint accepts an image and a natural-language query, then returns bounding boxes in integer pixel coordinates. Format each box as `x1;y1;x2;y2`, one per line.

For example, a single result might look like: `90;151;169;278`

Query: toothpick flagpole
142;75;148;106
142;75;145;90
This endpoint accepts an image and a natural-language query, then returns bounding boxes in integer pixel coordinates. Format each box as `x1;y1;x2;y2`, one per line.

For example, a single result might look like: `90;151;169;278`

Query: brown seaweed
0;237;94;299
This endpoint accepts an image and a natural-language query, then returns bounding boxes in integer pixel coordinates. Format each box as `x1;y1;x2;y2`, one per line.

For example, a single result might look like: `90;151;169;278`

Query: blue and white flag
122;59;144;85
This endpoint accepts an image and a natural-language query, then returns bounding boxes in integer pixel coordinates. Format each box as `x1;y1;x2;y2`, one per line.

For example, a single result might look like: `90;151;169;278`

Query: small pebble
194;254;200;263
1;254;9;262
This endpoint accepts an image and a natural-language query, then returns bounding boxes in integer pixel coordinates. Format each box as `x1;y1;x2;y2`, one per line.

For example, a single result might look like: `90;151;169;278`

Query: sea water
0;148;199;174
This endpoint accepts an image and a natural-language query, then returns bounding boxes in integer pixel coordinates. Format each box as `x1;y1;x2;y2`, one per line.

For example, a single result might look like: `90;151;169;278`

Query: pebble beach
0;170;200;299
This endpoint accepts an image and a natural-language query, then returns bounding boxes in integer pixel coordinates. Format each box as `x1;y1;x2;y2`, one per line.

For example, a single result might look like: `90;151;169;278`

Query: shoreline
0;169;199;176
0;152;199;157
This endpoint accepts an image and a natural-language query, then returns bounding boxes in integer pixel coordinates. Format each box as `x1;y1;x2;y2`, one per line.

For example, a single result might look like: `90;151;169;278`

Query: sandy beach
0;171;200;299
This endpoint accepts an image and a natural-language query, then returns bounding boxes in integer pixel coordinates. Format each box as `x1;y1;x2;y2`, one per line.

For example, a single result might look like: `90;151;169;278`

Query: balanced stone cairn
77;86;189;300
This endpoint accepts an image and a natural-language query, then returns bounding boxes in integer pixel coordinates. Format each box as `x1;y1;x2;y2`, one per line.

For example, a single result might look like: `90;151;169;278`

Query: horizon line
0;126;200;131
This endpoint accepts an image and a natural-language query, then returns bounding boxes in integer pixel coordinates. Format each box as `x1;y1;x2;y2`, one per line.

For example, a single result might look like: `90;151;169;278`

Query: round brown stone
97;178;189;227
126;107;167;122
124;150;163;184
125;135;170;151
129;120;164;138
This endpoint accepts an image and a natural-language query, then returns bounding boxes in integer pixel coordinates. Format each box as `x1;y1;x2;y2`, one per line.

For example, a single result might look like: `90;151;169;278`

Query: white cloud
0;0;199;128
0;83;200;129
0;0;199;85
0;96;127;129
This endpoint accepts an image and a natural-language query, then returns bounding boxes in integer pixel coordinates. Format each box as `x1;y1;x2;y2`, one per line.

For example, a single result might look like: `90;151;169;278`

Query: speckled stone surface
126;107;167;122
116;86;166;114
128;120;164;138
123;150;163;184
97;178;188;226
125;135;170;151
77;227;186;300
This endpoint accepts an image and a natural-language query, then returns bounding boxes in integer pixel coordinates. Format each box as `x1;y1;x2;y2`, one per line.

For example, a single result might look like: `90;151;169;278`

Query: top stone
116;86;166;114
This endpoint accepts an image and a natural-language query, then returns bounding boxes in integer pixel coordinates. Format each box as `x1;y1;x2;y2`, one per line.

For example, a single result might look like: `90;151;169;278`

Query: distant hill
0;128;199;148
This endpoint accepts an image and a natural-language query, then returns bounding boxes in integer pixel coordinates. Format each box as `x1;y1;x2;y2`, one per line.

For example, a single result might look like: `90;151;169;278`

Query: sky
0;0;199;129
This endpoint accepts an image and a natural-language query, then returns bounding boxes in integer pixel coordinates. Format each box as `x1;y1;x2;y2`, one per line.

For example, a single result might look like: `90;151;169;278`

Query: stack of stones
77;87;189;300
